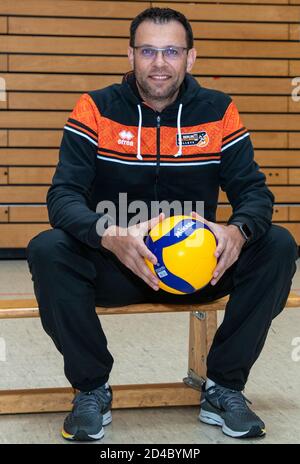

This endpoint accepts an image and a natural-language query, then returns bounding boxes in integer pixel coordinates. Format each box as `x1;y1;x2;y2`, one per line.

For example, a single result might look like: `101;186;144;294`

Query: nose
152;50;166;65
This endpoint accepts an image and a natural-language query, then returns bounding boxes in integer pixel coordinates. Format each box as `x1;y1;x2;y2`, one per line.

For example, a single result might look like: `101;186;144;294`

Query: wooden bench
0;292;299;415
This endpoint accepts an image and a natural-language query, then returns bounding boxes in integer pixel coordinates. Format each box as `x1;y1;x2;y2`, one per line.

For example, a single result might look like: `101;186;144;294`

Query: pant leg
26;228;152;391
205;224;298;391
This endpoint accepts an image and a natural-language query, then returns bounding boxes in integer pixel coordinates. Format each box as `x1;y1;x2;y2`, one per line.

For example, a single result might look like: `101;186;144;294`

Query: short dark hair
129;7;194;50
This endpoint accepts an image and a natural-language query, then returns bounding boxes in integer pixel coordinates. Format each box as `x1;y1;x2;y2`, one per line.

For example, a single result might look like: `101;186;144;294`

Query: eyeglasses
133;46;188;60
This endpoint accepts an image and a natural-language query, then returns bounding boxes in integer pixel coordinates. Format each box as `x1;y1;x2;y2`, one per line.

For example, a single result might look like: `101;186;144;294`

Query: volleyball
144;215;217;294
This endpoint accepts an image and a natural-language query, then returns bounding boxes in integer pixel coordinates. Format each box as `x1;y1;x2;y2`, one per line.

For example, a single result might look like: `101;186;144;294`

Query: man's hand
101;213;165;291
190;211;246;286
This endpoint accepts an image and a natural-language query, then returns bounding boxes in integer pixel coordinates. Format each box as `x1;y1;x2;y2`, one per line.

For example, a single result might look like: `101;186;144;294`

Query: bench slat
0;292;299;319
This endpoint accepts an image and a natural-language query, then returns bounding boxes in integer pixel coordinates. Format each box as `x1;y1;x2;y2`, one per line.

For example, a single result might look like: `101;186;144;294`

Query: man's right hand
101;213;165;291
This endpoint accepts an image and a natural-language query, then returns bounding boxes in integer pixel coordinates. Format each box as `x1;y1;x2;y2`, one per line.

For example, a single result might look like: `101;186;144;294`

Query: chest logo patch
177;131;209;148
118;130;134;146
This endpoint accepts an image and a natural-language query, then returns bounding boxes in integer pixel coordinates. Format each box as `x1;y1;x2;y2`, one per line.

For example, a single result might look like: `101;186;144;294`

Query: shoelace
209;385;252;413
72;387;111;415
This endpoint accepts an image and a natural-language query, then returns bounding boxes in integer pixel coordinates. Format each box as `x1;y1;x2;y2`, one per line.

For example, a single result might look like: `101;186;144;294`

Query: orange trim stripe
222;128;248;146
66;121;98;142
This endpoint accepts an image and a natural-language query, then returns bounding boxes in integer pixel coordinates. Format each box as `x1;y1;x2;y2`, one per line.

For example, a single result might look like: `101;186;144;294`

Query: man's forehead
135;20;186;45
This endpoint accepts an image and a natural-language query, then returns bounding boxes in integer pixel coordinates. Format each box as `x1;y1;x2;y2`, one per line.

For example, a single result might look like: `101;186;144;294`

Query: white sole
199;410;252;438
62;410;112;441
102;410;112;426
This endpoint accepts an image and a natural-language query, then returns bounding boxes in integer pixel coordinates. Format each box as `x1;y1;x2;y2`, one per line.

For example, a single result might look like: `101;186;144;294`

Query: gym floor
0;257;299;444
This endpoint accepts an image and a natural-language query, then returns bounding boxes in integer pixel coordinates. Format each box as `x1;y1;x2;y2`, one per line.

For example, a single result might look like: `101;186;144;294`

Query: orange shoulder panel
69;93;101;135
222;100;246;141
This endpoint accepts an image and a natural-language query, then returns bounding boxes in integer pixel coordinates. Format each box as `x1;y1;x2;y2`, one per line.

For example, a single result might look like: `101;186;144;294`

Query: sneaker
199;382;266;439
62;383;113;441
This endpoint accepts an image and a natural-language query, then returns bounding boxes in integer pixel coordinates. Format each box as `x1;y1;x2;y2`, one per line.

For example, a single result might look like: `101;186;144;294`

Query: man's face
128;20;196;103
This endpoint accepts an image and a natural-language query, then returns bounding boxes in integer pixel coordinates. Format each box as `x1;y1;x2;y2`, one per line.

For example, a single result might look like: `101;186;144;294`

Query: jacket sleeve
46;93;114;249
219;99;275;246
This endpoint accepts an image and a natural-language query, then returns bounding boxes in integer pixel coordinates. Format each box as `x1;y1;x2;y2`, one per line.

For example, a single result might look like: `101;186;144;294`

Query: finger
147;212;165;232
137;241;158;265
130;257;160;290
210;249;231;285
190;210;217;234
215;237;226;259
190;211;208;225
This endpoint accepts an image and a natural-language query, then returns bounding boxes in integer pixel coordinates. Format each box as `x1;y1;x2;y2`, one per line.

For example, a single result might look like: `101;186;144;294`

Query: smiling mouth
149;75;171;81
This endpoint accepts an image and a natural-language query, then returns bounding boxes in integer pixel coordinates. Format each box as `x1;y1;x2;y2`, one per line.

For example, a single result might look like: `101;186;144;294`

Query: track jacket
47;71;274;249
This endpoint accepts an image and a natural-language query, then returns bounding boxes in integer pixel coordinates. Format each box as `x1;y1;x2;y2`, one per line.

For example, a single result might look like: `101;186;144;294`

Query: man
26;7;298;441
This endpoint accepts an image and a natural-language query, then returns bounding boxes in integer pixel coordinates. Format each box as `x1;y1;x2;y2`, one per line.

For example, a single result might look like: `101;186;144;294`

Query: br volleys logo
177;131;209;148
118;130;134;146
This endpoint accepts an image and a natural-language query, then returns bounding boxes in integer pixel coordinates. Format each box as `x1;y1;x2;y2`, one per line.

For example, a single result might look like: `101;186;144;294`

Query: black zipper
154;114;161;201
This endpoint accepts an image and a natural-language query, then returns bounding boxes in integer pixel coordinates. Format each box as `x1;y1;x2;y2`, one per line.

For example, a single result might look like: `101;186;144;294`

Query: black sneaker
199;382;266;439
62;383;112;441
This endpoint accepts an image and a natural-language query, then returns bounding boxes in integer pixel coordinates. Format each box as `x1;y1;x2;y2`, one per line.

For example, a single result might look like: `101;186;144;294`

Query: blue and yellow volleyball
145;215;217;294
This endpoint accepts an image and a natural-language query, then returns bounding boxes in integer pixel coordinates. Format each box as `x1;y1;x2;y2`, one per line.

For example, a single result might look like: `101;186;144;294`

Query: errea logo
118;130;134;146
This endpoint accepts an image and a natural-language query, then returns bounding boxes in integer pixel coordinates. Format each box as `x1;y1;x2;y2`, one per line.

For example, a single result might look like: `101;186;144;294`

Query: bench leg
183;310;218;391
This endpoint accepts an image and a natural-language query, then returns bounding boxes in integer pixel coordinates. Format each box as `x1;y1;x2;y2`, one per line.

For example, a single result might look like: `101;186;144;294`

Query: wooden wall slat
0;149;58;166
8;55;289;77
290;206;300;221
170;0;289;3
8;93;80;110
289;169;300;185
0;224;50;248
8;206;49;222
289;133;300;148
0;110;300;131
2;74;293;94
216;205;289;222
0;112;68;129
0;1;150;18
7;94;290;113
2;112;300;131
0;168;8;185
263;168;288;185
0;207;9;222
0;130;8;147
219;187;300;203
153;2;300;22
8;130;62;147
4;167;290;187
289;99;300;113
1;150;299;168
0;17;7;33
1;1;297;21
2;185;299;205
0;186;48;203
8;167;55;184
7;204;293;224
0;55;7;72
2;36;300;58
8;17;289;40
255;151;300;167
6;130;290;150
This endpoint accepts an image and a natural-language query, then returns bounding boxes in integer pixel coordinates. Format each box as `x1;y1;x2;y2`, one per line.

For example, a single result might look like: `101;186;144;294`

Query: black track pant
26;224;298;392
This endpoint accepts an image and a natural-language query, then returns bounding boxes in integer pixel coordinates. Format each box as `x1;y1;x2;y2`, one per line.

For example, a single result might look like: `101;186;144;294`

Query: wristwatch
230;222;252;242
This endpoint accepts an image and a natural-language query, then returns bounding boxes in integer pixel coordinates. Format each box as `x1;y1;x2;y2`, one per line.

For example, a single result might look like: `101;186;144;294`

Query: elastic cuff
87;213;115;249
206;372;244;392
72;375;110;392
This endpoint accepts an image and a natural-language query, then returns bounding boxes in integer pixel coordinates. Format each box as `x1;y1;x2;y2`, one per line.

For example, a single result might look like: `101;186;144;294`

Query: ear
186;48;197;73
128;46;134;68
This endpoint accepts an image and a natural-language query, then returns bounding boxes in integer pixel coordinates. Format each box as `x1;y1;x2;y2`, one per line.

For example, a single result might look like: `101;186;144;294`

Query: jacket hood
121;70;201;160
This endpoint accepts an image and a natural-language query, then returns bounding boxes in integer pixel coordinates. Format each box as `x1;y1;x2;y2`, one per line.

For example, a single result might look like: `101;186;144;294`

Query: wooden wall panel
0;0;299;248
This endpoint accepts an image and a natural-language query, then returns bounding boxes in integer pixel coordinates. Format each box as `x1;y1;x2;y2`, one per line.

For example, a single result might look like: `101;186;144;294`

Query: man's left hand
190;211;246;286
